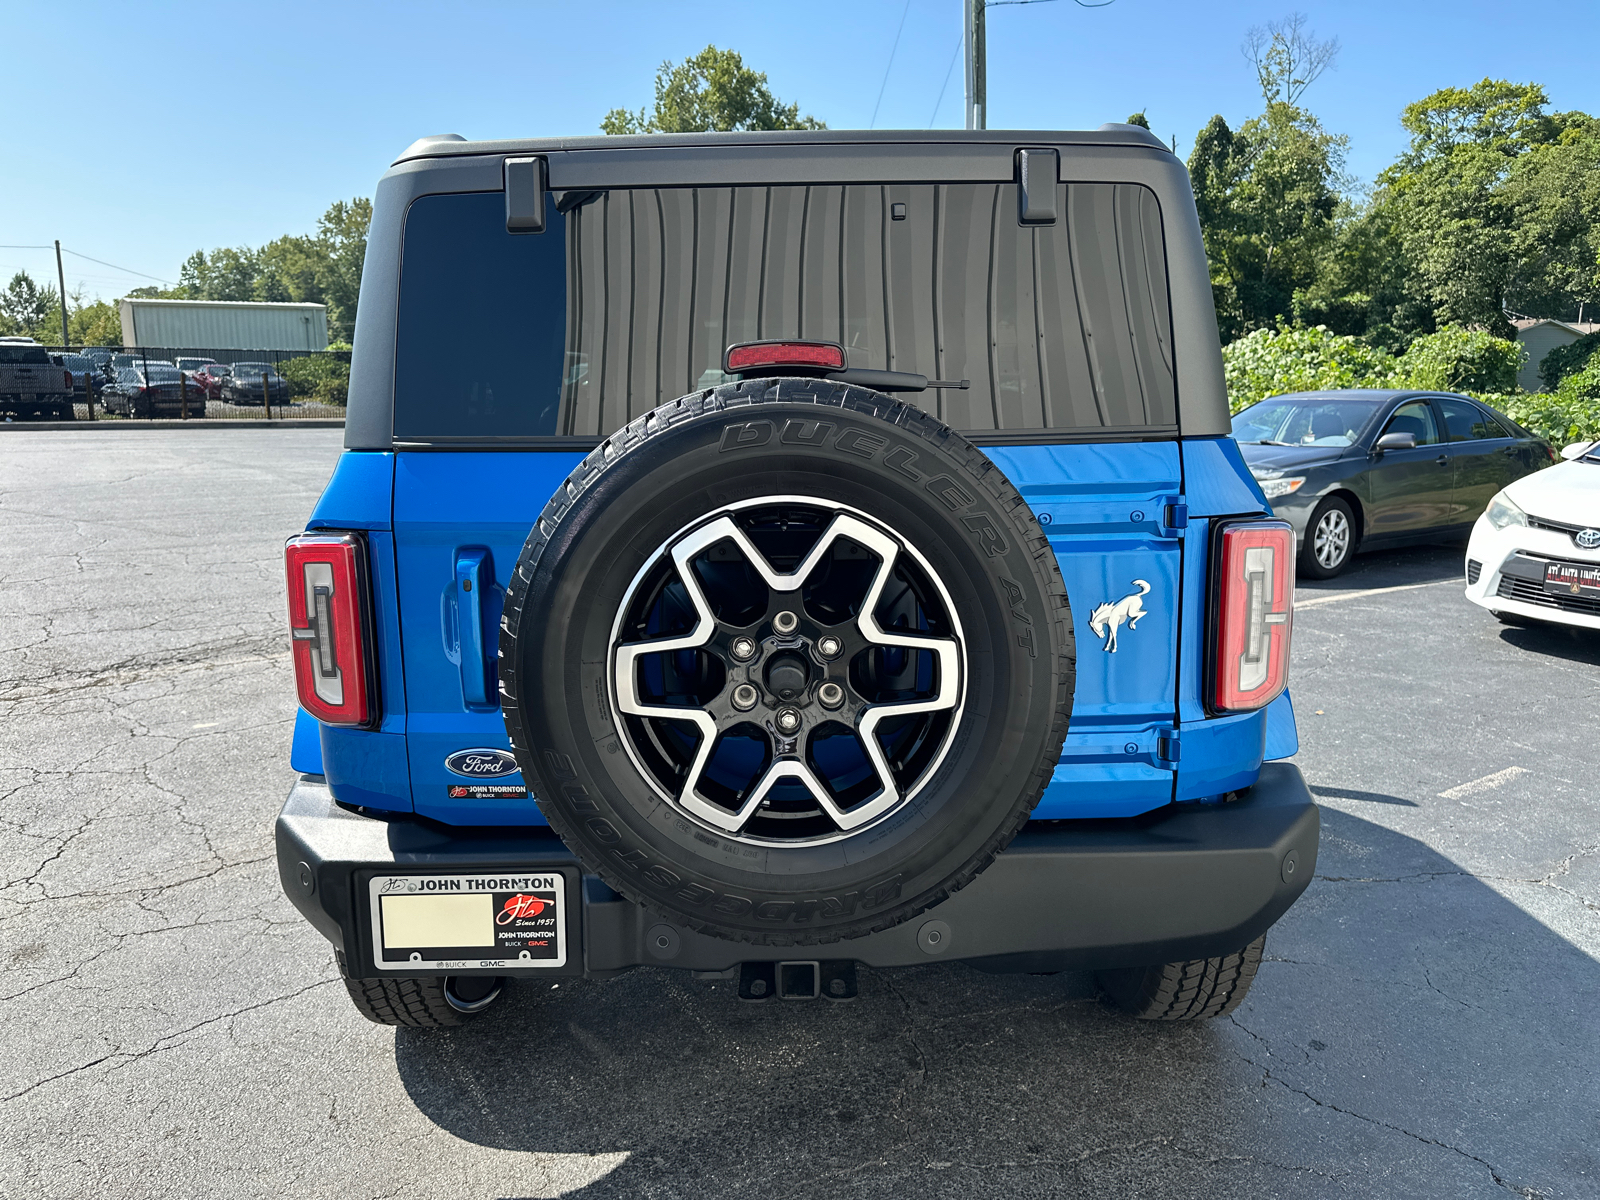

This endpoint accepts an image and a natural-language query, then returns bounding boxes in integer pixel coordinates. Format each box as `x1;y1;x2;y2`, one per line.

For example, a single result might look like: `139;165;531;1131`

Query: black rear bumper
275;762;1319;978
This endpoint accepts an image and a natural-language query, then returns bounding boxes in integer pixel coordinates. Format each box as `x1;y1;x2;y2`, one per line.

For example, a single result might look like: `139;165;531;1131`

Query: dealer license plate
368;872;567;971
1544;561;1600;598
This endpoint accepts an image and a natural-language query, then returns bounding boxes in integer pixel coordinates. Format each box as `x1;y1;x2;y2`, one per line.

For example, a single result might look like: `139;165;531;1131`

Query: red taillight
725;340;847;374
1211;520;1294;714
65;370;73;389
285;533;376;727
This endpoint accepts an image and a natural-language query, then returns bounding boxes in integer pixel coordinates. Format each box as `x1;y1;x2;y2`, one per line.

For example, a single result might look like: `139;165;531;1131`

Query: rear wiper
825;369;969;393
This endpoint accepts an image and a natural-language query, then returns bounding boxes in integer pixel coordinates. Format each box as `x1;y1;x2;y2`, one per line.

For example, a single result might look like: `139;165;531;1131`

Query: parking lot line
1295;579;1456;610
1438;766;1531;800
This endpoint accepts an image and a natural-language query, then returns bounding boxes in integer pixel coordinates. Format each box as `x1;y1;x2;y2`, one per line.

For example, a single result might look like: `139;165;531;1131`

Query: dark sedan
1232;390;1553;578
220;362;288;406
101;366;207;419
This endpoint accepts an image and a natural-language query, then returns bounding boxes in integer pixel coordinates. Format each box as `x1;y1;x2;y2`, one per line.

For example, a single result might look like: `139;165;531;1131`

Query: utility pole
54;240;69;348
964;0;986;130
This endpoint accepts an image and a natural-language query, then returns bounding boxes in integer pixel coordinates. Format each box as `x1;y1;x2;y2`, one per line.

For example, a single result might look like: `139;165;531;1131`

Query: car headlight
1258;477;1305;500
1485;490;1527;530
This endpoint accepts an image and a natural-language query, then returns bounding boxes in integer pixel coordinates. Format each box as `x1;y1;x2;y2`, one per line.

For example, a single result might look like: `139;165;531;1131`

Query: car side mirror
1560;441;1595;461
1374;432;1416;454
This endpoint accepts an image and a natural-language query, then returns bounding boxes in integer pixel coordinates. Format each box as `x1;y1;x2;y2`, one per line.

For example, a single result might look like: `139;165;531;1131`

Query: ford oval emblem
444;748;519;778
1576;528;1600;550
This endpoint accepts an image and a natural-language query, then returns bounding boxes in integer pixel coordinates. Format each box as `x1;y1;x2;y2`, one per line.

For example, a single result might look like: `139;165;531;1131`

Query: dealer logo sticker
444;748;519;778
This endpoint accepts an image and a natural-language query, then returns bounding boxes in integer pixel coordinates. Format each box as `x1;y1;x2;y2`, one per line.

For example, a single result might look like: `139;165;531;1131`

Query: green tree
165;197;371;339
1377;80;1568;340
602;46;824;134
0;271;61;340
1188;103;1348;341
67;299;122;346
1125;111;1150;129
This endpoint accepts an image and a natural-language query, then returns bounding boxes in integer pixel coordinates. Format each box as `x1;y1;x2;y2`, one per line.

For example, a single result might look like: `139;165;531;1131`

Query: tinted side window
394;183;1173;439
1439;397;1507;441
395;191;568;439
1384;401;1440;445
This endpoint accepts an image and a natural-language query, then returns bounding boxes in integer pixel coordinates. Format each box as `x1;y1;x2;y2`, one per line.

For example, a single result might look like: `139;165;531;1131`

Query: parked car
174;356;219;382
1232;389;1553;578
49;352;101;400
0;342;74;419
221;361;288;405
193;362;234;400
100;365;206;418
1465;439;1600;630
277;126;1319;1032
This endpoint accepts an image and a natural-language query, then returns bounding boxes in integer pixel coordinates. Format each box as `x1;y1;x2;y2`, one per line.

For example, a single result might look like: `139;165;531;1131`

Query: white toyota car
1466;439;1600;630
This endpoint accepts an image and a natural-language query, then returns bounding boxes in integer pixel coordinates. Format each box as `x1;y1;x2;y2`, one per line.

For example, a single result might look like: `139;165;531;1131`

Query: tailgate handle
454;548;497;707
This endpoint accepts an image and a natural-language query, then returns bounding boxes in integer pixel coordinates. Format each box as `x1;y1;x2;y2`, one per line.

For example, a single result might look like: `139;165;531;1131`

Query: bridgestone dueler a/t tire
499;380;1074;946
1096;937;1266;1020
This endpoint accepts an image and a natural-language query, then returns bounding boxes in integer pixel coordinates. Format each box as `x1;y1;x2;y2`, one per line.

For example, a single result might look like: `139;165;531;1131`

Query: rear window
395;182;1175;441
0;347;52;365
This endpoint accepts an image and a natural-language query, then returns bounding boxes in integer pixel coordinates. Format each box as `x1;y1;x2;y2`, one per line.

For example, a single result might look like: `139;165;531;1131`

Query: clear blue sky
4;0;1593;302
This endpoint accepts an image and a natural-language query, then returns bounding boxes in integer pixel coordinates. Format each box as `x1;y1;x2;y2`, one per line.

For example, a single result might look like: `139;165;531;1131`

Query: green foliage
1395;326;1524;393
1222;325;1400;412
1125;111;1150;130
279;354;350;406
1374;80;1600;340
0;271;61;340
1187;104;1349;341
602;46;824;134
168;197;371;339
67;299;122;346
1499;360;1600;444
1539;330;1600;391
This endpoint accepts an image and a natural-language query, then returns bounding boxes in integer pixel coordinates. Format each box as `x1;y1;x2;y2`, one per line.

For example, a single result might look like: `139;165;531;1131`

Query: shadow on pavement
1309;785;1417;807
392;808;1598;1198
1495;619;1600;666
1297;542;1464;596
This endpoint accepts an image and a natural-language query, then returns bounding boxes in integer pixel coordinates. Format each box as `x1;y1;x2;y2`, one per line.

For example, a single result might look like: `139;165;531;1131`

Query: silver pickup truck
0;339;75;419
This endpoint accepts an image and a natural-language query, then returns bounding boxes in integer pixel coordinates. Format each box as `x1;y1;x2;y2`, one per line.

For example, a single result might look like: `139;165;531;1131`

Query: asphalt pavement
1;429;1595;1199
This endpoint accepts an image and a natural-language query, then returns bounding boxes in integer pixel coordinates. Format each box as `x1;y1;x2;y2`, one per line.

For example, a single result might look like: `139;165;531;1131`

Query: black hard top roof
392;124;1171;166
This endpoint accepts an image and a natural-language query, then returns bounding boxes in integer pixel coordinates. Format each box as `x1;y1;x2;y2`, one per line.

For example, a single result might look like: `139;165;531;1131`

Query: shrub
1497;360;1600;445
1396;326;1524;394
1222;325;1401;413
280;354;350;406
1538;330;1600;392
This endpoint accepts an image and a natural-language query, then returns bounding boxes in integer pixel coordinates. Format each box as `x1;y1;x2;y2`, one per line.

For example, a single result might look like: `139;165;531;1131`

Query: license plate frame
367;871;569;972
1543;560;1600;598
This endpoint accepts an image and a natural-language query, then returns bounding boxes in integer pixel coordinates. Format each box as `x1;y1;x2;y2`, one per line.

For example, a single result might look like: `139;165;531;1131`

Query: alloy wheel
1314;509;1350;569
609;497;965;846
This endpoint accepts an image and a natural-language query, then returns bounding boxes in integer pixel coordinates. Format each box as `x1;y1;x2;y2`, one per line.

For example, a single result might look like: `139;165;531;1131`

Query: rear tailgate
393;452;582;823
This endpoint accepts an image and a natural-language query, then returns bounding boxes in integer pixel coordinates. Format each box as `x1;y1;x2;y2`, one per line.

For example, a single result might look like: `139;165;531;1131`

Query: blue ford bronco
276;126;1317;1027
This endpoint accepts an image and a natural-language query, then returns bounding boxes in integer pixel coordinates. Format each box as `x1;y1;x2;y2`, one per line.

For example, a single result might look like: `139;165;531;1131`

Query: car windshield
233;363;271;374
60;354;89;369
1231;398;1381;447
144;367;182;382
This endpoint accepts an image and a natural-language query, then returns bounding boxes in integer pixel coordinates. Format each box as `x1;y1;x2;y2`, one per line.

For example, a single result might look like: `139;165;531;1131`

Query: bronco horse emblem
1089;580;1152;652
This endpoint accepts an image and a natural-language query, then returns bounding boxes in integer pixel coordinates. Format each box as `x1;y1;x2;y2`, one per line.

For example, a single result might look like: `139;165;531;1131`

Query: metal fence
23;346;350;422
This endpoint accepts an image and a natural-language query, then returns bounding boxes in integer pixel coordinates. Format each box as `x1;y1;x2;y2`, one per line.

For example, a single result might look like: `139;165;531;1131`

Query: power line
869;0;915;129
929;37;964;127
0;244;173;285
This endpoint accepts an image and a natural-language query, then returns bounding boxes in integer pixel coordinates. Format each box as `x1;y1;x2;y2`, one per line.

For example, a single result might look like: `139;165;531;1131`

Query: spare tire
500;380;1073;945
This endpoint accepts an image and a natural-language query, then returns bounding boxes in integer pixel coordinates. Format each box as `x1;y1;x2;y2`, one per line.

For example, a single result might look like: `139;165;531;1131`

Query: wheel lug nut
773;610;799;635
775;707;801;734
732;684;759;711
730;636;757;662
818;682;844;709
817;635;842;659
